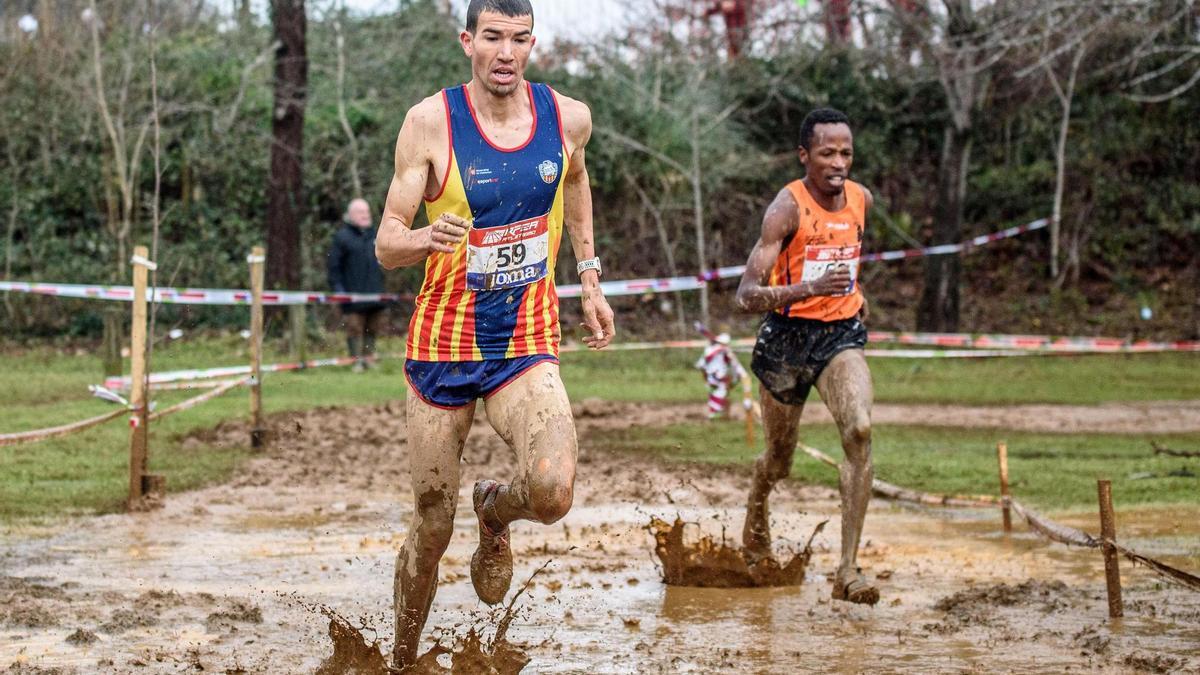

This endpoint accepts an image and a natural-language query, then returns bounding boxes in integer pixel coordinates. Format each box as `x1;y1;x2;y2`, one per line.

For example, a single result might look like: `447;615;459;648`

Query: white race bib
800;244;860;296
466;214;550;291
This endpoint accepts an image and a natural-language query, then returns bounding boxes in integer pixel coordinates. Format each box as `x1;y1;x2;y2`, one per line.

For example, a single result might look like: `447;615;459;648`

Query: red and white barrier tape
0;281;405;306
867;331;1200;353
697;218;1049;282
103;356;362;390
2;219;1047;305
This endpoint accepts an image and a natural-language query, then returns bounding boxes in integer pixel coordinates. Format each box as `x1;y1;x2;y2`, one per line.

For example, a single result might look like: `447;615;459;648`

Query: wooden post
127;246;151;509
743;379;755;448
249;246;265;448
288;304;308;365
1097;479;1123;618
997;441;1012;533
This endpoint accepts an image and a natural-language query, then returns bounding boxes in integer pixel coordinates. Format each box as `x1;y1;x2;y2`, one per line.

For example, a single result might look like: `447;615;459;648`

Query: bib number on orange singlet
800;244;860;296
466;214;551;291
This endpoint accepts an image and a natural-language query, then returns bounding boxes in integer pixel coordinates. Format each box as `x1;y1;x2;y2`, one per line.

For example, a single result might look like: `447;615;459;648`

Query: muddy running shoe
470;479;513;605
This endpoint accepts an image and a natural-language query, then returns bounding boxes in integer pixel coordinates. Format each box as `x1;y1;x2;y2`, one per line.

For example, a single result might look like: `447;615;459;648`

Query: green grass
603;420;1200;510
1;338;1197;521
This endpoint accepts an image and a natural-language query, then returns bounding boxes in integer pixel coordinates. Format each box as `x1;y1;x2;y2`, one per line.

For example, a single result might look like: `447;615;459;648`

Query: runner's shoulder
549;89;591;145
400;93;448;140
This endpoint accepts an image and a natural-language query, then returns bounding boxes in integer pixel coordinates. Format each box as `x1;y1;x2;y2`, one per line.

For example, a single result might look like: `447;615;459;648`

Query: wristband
576;257;602;277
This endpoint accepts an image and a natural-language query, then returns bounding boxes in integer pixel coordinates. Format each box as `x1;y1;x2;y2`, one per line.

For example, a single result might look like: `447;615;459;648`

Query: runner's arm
559;94;615;349
857;186;874;322
376;100;468;269
735;188;852;313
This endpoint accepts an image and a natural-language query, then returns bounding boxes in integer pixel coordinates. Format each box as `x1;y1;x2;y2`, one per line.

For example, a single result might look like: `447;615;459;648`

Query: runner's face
461;11;535;97
799;123;854;196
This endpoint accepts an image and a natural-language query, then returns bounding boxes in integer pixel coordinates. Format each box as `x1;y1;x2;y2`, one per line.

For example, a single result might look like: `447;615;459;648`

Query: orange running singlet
770;179;866;321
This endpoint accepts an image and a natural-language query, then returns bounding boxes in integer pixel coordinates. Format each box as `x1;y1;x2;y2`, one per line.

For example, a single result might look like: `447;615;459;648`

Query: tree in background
266;0;307;291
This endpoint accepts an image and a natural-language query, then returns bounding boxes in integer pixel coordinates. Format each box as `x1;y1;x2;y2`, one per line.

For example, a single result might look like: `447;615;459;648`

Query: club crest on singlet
538;159;559;184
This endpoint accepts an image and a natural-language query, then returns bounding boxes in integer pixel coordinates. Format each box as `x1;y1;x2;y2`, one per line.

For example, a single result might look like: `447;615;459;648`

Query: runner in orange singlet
735;108;879;605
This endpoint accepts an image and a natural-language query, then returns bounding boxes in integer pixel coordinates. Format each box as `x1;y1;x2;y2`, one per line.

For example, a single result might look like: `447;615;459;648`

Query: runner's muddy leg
392;392;474;669
743;389;804;559
815;349;874;582
483;362;577;528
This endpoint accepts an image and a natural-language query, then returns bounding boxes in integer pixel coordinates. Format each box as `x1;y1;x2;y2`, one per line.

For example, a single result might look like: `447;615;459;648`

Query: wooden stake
1097;479;1123;618
997;441;1012;533
127;246;150;509
249;246;265;448
289;304;308;364
743;379;755;448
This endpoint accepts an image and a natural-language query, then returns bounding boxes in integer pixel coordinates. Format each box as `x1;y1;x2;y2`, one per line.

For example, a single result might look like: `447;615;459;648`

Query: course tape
698;218;1049;282
103;356;361;390
1;219;1047;305
801;443;1200;593
867;331;1200;353
0;281;406;306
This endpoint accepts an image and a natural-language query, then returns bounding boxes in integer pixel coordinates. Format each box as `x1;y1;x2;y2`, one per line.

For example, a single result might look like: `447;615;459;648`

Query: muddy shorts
750;313;867;406
404;354;557;409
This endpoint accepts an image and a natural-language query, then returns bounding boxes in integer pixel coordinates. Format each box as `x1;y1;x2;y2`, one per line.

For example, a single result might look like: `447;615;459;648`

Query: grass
603;421;1200;510
1;336;1197;520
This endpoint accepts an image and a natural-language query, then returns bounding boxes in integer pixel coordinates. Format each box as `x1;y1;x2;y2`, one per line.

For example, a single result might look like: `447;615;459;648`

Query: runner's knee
525;471;573;524
840;412;871;455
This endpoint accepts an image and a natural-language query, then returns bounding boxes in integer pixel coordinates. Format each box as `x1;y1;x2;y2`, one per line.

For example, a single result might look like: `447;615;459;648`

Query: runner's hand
857;294;870;323
580;287;615;350
806;264;853;297
426;213;470;254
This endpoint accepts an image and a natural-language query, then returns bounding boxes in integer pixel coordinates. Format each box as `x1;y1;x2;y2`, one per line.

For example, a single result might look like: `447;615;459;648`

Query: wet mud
649;517;823;588
3;400;1200;673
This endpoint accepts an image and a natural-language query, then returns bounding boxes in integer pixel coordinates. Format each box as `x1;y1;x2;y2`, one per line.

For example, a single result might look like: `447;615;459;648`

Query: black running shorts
750;313;868;406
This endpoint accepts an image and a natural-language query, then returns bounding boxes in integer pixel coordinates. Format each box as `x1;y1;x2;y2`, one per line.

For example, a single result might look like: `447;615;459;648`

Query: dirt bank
2;401;1198;673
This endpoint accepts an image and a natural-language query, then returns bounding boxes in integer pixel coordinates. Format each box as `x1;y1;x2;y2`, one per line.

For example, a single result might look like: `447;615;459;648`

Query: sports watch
576;257;602;277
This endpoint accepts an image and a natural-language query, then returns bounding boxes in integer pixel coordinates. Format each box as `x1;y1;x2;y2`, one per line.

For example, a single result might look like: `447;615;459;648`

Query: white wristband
576;257;602;277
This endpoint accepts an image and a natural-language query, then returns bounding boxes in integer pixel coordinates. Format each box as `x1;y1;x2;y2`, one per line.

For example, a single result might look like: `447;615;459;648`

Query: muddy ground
2;399;1199;674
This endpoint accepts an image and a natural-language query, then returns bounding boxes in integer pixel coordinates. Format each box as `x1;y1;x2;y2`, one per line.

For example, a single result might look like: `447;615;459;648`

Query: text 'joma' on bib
466;213;550;291
800;244;860;296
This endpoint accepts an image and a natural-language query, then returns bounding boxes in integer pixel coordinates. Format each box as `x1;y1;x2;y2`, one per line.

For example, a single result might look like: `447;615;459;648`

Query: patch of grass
1;337;1197;521
604;420;1200;510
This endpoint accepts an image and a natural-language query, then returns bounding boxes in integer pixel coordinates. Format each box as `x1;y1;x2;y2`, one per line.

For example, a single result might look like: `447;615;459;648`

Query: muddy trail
3;400;1200;673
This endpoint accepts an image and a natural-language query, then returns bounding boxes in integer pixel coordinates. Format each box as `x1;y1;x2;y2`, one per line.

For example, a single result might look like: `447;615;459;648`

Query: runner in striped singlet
374;1;615;668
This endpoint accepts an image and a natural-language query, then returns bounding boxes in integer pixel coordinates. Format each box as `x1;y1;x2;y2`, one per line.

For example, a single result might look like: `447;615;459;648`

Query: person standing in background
328;198;389;372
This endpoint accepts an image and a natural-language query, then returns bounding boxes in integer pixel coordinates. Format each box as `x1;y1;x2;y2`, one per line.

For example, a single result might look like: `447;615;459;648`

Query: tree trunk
917;123;970;332
266;0;307;291
690;111;710;327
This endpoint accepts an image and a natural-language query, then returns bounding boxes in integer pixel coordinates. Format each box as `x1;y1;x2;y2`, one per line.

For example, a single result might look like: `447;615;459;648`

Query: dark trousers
343;307;387;358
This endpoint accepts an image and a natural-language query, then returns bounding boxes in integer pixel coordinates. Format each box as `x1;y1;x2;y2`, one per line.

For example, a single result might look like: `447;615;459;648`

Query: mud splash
649;517;825;587
315;564;542;675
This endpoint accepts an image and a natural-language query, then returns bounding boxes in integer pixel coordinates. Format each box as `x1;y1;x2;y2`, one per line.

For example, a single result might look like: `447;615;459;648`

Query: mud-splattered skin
737;121;878;599
376;8;611;670
394;363;577;667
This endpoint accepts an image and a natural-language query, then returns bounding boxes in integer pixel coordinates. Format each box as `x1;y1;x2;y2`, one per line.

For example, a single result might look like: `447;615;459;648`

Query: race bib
800;244;860;296
466;214;550;291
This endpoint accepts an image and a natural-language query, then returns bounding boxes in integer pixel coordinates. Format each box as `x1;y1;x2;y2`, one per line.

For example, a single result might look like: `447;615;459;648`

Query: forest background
1;0;1197;349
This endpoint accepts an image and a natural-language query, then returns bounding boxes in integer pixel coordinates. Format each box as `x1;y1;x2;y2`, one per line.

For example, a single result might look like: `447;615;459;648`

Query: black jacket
327;222;386;312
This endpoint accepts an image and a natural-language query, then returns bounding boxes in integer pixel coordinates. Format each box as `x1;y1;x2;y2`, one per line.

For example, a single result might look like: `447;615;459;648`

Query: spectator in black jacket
327;198;388;371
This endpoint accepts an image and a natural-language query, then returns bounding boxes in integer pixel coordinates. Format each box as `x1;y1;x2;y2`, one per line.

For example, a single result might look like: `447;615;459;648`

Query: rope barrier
0;408;129;447
798;443;1200;592
148;377;248;422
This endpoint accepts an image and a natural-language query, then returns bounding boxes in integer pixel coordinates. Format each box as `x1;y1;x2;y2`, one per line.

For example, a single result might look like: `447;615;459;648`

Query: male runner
374;0;615;668
735;108;879;605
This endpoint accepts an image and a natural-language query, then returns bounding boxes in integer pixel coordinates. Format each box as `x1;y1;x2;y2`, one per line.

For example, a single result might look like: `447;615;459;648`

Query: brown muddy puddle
3;402;1199;673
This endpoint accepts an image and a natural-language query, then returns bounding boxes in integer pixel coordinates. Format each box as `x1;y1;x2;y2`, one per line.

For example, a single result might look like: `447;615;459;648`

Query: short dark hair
466;0;534;33
799;108;851;150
